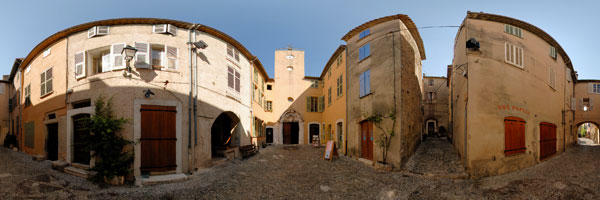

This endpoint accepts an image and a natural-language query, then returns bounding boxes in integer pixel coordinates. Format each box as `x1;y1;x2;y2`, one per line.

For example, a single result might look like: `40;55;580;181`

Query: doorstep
137;173;188;186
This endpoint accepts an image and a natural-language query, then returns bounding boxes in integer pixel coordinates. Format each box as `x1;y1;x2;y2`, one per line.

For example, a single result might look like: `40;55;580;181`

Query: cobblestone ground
402;137;467;177
1;144;599;199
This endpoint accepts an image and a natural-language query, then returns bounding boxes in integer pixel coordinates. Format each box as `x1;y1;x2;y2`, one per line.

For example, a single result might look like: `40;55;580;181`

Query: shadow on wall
21;69;248;175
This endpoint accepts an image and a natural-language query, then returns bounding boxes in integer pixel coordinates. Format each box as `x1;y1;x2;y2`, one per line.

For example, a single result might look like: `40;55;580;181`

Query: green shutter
25;121;35;148
504;24;510;33
318;96;324;112
306;96;311;112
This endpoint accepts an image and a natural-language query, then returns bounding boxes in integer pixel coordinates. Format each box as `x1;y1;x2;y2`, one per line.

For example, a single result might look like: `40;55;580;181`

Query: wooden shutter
167;24;177;35
590;98;593;111
227;67;234;89
97;26;109;35
549;68;556;88
25;121;34;148
566;68;571;82
153;24;167;33
504;117;526;156
306;96;311;112
571;97;576;111
590;83;594;94
135;42;150;68
111;43;125;70
318;96;324;112
166;46;177;69
359;72;365;97
102;52;111;72
88;26;97;38
365;70;371;94
515;46;523;67
235;71;240;92
74;52;86;79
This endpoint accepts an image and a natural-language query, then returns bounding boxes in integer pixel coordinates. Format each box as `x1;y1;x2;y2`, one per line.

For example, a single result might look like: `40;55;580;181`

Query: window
40;67;53;97
150;44;178;70
328;87;332;106
337;74;343;97
336;54;343;67
266;101;273;112
359;29;370;39
227;44;240;62
254;69;258;83
548;68;556;89
111;44;125;70
88;26;109;38
359;43;371;61
267;84;272;90
134;42;150;69
505;43;523;68
288;97;293;102
550;46;557;59
228;66;241;92
286;66;293;71
583;98;591;111
427;92;436;102
359;69;371;97
153;24;177;35
310;80;319;88
307;96;319;112
428;79;434;86
25;65;31;74
590;83;600;94
24;84;31;107
43;48;51;58
327;68;332;79
504;24;522;38
504;117;526;156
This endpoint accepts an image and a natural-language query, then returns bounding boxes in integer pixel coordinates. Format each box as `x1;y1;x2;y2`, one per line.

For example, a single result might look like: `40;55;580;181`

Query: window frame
359;43;371;61
359;69;371;98
40;67;53;97
337;74;343;97
359;29;370;39
549;46;557;60
227;66;241;93
504;42;524;68
504;24;523;38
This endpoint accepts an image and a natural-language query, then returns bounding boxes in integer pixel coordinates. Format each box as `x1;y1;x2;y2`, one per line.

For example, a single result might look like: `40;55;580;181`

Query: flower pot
104;176;125;185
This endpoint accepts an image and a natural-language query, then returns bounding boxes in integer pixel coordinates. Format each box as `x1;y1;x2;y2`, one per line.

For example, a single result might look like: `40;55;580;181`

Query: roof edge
319;45;346;78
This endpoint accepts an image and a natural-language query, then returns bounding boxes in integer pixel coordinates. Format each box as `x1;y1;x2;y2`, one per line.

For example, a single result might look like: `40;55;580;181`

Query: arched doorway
425;118;437;136
577;122;600;145
211;112;240;158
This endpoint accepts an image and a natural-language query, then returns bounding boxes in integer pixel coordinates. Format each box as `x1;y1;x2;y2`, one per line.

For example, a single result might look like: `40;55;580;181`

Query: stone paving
1;143;599;199
402;137;467;178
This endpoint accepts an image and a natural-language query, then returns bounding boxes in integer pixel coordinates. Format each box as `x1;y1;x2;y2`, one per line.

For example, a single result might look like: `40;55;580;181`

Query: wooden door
283;123;292;144
140;105;177;174
361;121;373;160
539;122;557;160
73;114;91;164
291;122;299;144
266;128;273;144
46;123;58;161
309;124;319;144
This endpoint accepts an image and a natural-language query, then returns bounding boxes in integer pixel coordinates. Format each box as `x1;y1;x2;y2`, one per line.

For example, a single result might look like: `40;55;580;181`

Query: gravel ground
1;144;599;199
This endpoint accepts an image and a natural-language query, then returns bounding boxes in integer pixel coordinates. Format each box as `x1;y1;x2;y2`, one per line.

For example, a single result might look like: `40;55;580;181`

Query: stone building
0;75;10;144
8;18;270;185
344;14;426;168
423;76;449;138
574;80;600;144
450;12;577;177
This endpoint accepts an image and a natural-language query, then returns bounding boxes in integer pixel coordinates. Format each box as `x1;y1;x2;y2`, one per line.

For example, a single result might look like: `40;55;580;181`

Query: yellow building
574;80;600;143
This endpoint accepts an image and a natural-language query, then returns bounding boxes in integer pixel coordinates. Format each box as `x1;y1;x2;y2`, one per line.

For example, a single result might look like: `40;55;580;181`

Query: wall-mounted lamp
121;45;138;77
143;89;155;98
466;38;480;50
189;40;208;50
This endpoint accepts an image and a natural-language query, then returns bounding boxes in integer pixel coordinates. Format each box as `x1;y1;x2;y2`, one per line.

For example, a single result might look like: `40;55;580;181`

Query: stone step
51;161;69;172
211;157;229;167
64;166;89;178
71;163;91;170
139;174;188;186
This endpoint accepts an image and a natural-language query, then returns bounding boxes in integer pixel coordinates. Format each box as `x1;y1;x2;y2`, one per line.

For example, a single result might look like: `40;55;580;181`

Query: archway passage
577;122;600;145
211;112;240;157
72;114;91;165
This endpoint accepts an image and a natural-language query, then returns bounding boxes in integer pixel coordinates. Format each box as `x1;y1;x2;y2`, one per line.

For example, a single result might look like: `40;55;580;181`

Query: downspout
187;24;196;173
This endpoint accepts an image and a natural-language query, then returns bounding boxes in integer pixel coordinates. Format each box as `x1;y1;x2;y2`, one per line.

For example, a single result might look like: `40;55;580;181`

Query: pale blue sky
0;0;598;79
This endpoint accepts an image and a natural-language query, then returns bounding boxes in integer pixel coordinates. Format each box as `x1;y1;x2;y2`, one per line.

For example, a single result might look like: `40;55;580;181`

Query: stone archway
576;121;600;145
276;109;304;145
211;111;240;157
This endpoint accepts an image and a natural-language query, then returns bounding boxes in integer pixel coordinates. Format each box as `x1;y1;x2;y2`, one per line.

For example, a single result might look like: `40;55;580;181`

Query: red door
283;123;292;144
361;121;373;160
539;122;557;160
140;105;177;174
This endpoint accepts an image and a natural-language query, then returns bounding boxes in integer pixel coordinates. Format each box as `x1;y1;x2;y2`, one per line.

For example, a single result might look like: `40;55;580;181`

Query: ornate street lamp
121;45;138;77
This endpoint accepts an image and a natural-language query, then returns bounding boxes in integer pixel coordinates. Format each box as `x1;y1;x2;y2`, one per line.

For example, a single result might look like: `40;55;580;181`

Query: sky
0;0;598;79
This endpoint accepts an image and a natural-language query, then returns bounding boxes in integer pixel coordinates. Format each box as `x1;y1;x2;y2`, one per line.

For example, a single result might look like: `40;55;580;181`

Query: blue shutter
365;70;371;94
359;72;365;97
365;43;370;58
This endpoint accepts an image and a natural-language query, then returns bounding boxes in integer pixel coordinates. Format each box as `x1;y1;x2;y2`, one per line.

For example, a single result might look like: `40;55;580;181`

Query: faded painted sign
497;104;530;115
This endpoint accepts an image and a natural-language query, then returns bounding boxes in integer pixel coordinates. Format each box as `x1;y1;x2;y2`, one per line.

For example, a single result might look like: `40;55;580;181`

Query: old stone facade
450;12;577;177
574;80;600;143
423;76;449;138
344;14;425;168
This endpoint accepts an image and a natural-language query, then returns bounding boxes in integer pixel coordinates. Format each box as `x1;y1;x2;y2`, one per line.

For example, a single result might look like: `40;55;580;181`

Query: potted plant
78;96;133;185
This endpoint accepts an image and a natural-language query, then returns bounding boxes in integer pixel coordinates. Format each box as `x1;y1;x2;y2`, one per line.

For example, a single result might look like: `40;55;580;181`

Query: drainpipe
390;32;402;162
187;24;197;173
